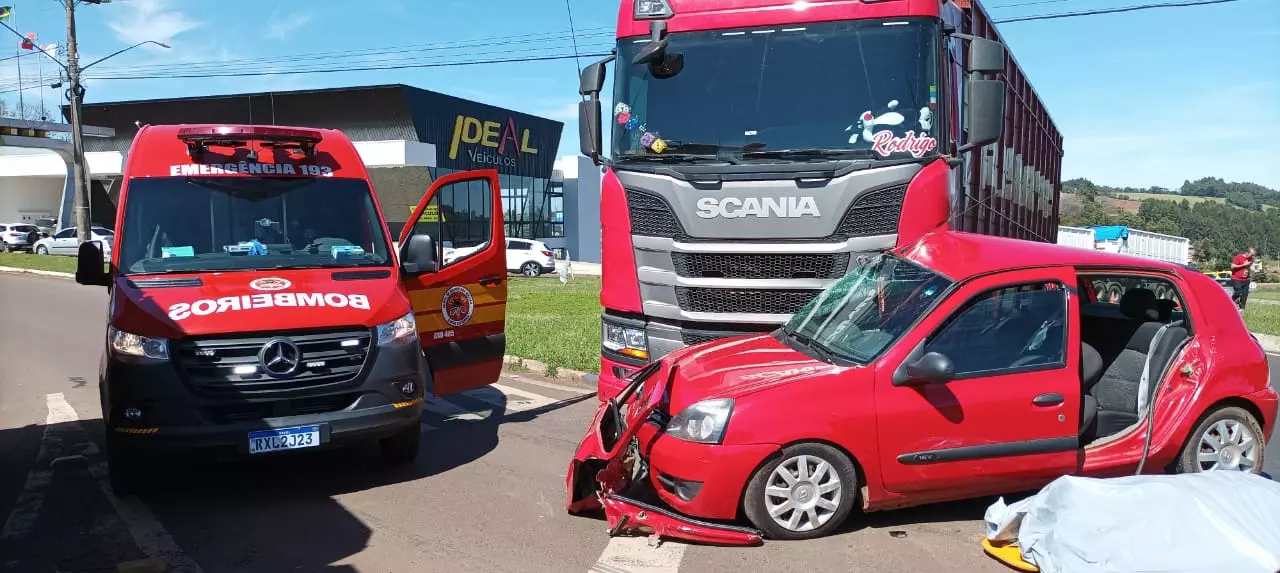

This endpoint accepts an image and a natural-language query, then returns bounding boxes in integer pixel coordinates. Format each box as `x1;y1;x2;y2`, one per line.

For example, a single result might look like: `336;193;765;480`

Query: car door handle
478;275;503;286
1033;393;1064;407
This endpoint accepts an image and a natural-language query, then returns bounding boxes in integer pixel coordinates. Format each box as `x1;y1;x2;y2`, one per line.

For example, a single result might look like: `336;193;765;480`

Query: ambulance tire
105;436;147;495
380;419;422;465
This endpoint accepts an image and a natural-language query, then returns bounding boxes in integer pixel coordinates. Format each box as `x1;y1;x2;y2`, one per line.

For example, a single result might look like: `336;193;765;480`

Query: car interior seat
1080;342;1104;441
1086;288;1165;438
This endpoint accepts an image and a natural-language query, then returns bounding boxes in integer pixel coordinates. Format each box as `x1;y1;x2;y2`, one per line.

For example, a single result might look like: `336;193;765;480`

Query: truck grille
625;185;905;241
671;252;850;280
627;190;685;237
175;328;372;397
674;287;817;315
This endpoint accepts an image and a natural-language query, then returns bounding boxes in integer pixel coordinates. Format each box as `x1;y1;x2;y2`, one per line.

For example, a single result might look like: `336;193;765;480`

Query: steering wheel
1011;317;1063;366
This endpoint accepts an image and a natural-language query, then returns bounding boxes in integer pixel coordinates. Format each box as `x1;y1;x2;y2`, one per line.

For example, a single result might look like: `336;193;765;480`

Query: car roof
899;230;1185;281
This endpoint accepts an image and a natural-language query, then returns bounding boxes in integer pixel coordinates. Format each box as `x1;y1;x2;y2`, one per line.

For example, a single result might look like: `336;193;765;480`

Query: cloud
265;9;315;40
538;101;580;121
106;0;202;47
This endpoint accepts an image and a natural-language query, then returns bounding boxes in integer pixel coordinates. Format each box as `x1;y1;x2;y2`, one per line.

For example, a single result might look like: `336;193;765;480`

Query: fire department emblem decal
250;277;292;291
442;286;475;327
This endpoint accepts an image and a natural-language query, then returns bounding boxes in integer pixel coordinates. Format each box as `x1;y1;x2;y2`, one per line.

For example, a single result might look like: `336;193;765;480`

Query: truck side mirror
578;56;614;165
75;241;110;287
400;234;438;275
956;77;1006;154
965;36;1005;74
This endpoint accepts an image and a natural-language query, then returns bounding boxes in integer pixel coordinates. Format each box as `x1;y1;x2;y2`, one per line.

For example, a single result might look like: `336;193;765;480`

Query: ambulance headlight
377;312;418;346
108;326;170;362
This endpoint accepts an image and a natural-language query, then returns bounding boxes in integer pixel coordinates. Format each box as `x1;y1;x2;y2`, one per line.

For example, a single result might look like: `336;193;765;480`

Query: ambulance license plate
248;425;321;454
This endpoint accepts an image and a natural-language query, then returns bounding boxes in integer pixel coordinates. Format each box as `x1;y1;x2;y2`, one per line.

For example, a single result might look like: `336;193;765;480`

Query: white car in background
504;238;557;276
31;226;114;256
0;223;41;252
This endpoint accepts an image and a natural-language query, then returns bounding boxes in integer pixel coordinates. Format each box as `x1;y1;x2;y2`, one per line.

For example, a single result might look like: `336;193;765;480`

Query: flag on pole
41;43;56;58
20;32;35;50
0;7;12;23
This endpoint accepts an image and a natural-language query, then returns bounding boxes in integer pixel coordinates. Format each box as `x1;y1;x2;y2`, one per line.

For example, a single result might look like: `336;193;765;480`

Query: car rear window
11;225;37;232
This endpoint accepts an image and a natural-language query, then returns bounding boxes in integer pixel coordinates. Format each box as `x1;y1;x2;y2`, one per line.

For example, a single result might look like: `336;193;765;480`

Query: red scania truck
578;0;1063;399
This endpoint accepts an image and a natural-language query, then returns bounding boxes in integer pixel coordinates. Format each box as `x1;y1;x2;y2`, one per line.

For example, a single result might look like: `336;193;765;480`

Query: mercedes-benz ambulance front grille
175;328;372;397
674;287;816;316
671;252;851;280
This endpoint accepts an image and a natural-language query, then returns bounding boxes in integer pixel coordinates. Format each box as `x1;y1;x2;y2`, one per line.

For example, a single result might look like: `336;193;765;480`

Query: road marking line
423;397;486;420
46;393;204;573
490;383;558;412
0;393;75;540
505;373;596;395
589;536;687;573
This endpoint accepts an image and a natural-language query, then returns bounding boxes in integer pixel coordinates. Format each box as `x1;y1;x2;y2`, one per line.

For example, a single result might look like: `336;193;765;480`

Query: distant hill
1060;177;1280;274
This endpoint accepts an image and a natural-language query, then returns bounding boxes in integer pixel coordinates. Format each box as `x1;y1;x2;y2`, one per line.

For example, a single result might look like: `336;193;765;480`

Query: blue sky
1;0;1277;189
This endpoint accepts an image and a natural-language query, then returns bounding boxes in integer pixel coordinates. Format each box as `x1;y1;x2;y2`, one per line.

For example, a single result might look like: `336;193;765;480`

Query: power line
77;52;614;81
994;0;1241;23
564;0;584;74
986;0;1076;9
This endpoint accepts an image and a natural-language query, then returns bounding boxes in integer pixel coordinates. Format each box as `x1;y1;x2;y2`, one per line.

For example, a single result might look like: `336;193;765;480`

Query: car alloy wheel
1177;406;1265;474
743;442;859;540
522;262;541;277
36;245;48;255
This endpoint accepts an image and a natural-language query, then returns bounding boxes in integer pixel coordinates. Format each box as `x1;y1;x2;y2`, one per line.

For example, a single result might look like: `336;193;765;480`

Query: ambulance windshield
116;177;393;275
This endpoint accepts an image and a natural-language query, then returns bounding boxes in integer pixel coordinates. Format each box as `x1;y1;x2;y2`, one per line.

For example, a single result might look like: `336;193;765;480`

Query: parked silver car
0;223;41;252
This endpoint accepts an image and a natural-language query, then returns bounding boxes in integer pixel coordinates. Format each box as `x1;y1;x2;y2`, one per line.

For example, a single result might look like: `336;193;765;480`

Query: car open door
399;169;507;396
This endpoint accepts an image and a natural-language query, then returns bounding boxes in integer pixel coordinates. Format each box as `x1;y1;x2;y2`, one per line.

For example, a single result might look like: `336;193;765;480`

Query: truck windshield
117;177;393;275
782;254;951;364
612;17;940;164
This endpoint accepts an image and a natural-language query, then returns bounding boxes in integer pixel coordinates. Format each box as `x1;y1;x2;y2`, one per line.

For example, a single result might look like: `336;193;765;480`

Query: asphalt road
0;272;1276;573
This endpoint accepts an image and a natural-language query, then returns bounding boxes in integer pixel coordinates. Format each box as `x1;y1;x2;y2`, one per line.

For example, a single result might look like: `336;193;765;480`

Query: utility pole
66;0;91;243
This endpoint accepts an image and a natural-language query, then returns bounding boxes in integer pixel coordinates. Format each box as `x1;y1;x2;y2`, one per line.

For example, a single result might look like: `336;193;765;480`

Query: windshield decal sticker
847;100;906;144
871;130;938;159
918;107;933;131
250;277;292;291
168;163;334;177
442;286;475;327
161;246;194;258
929;85;937;108
167;292;371;321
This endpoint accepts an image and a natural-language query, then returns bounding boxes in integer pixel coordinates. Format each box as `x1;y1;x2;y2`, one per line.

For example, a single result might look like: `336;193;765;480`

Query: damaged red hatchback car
566;231;1277;544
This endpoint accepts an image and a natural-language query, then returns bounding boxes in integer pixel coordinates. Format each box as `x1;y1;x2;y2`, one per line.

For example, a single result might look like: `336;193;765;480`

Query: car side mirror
75;241;110;287
894;351;955;387
400;234;438;275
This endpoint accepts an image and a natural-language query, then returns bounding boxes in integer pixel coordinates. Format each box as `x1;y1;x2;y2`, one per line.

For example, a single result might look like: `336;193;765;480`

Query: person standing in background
1230;247;1257;311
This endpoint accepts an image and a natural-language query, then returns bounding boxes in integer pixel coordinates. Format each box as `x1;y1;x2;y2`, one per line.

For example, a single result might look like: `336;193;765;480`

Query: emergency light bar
634;0;673;19
177;126;323;159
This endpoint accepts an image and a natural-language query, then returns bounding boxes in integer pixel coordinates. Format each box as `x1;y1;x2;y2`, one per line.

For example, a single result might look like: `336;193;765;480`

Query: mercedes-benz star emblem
258;338;301;377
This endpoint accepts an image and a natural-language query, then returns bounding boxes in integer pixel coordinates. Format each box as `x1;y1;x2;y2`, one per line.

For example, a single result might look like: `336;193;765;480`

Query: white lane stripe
589;536;687;573
44;393;204;573
490;383;558;412
504;373;596;395
0;393;74;540
423;397;487;421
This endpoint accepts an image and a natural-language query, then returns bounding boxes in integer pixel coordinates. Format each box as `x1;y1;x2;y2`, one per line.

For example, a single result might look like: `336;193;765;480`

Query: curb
0;265;74;279
502;355;598;385
1253;332;1280;355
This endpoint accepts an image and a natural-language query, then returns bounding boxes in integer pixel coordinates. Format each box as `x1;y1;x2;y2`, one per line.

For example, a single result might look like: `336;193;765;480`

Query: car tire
35;245;48;255
105;436;147;496
380;421;422;465
521;262;541;277
1175;406;1265;474
742;442;859;540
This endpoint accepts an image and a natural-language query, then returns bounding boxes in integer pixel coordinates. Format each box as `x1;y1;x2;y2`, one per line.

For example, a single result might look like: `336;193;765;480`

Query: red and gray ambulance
75;124;508;493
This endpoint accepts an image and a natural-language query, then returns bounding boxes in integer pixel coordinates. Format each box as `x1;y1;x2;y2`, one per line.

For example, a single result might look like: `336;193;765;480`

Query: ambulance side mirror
400;234;438;275
75;241;110;287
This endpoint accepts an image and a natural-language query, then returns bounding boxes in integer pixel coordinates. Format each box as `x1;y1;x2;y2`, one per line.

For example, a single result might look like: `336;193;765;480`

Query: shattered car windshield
783;254;951;363
116;177;393;275
611;17;940;164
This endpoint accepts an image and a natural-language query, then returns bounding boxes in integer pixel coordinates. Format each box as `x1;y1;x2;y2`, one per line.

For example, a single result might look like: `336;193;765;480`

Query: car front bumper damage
565;365;763;547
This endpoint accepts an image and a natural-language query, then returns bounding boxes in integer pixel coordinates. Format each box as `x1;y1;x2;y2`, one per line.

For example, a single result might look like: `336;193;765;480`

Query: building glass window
430;167;563;241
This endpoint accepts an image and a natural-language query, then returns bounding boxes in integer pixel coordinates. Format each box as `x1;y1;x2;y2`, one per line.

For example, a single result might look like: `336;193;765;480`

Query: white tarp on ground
985;472;1280;573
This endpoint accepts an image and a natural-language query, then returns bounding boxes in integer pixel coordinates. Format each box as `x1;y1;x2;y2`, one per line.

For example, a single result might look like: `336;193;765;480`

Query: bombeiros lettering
448;114;539;166
695;196;821;219
167;292;371;321
167;163;334;177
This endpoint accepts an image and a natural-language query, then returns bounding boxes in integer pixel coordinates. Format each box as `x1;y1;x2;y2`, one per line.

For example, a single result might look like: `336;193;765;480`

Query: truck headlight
376;311;418;346
603;319;648;360
108;326;169;361
666;398;733;444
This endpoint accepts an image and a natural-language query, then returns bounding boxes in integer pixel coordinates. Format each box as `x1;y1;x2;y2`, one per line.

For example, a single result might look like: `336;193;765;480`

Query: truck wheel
742;443;859;540
105;436;147;495
380;422;421;465
1176;406;1265;474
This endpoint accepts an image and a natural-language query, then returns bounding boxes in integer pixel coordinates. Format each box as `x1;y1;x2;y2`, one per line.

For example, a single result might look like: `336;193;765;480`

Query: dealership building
0;84;603;262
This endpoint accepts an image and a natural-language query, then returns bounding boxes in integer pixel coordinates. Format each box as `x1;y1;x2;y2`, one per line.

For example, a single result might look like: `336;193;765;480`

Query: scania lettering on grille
694;197;821;219
167;293;371;321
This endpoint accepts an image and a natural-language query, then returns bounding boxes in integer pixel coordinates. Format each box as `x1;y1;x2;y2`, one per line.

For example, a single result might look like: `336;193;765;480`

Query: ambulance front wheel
105;435;148;495
380;418;422;465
